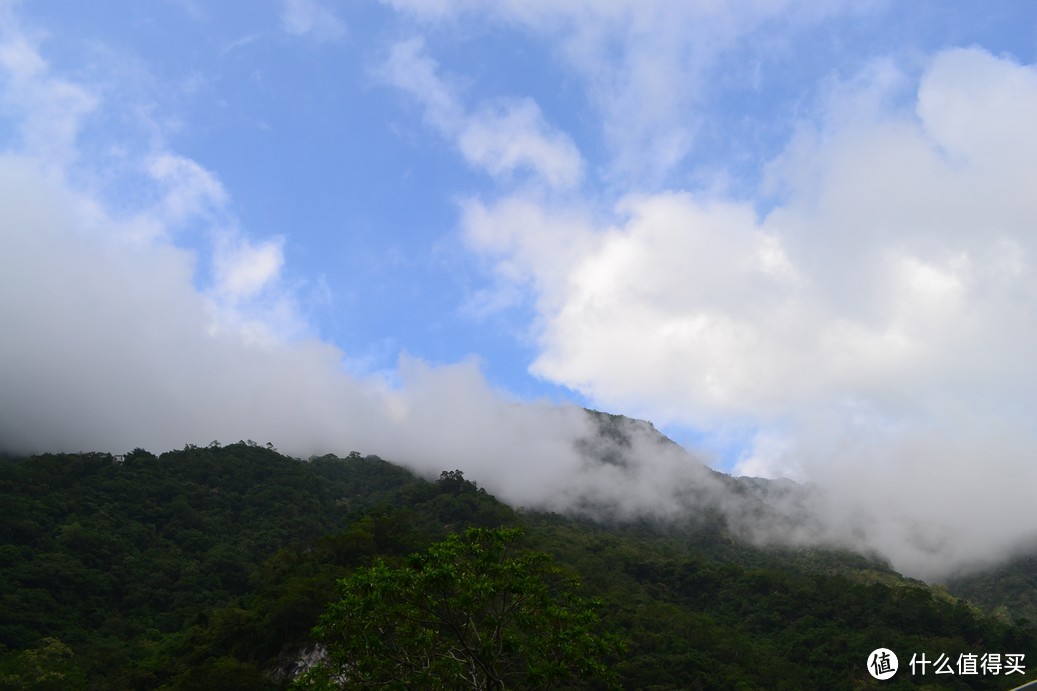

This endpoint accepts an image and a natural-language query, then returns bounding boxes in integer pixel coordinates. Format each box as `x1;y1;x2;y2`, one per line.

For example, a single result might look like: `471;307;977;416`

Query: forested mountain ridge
0;436;1034;689
581;410;1037;622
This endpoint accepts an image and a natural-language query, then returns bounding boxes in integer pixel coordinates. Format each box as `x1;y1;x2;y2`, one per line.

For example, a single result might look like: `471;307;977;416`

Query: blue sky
2;0;1037;500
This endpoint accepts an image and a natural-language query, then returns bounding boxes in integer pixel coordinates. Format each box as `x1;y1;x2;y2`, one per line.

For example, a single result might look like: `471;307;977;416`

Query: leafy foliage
297;527;619;689
946;551;1037;626
0;445;435;687
0;443;1033;689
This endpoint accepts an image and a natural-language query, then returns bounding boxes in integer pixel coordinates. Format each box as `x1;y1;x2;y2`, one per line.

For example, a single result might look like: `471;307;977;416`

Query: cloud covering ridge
3;2;1037;582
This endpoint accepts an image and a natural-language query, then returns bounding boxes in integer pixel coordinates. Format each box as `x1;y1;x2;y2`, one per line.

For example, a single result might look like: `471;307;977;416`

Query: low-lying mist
5;154;1037;583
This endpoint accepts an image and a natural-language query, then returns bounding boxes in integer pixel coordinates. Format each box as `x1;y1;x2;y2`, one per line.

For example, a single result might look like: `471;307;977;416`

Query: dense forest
1;441;1034;689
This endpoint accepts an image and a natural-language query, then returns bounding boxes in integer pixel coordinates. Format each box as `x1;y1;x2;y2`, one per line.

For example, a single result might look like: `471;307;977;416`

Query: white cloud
461;47;1037;577
459;99;583;189
281;0;346;43
460;195;595;304
503;48;1037;426
467;191;810;420
383;0;875;183
0;16;98;167
212;236;285;301
146;153;228;225
382;38;583;188
204;233;308;347
918;48;1037;169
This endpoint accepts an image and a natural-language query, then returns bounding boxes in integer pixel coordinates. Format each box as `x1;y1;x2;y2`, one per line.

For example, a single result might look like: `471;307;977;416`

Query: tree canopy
295;527;620;689
1;446;1033;689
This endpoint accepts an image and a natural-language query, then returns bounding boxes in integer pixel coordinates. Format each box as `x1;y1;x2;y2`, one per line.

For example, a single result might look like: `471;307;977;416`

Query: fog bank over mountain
554;413;1037;582
1;165;1032;580
3;4;1037;584
1;166;1031;579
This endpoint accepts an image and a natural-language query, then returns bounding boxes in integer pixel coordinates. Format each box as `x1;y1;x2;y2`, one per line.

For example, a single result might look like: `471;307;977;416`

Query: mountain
1;421;1034;689
945;550;1037;627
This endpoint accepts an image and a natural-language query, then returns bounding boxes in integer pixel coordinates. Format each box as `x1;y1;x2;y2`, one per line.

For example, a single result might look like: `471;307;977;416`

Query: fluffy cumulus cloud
462;47;1037;577
474;46;1037;429
381;37;584;188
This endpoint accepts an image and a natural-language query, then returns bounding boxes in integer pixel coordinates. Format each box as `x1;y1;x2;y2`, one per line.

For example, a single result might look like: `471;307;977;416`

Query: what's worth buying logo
868;648;899;680
868;648;1026;681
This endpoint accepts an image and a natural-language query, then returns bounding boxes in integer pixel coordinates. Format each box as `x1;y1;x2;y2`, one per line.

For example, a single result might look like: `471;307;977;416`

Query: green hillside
0;443;1033;689
945;552;1037;628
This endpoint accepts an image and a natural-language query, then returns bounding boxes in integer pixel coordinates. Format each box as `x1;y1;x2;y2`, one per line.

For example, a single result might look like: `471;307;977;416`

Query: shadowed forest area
1;443;1034;689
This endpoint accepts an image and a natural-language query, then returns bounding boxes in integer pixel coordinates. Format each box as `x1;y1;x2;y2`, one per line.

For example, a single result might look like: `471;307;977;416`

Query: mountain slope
0;436;1034;689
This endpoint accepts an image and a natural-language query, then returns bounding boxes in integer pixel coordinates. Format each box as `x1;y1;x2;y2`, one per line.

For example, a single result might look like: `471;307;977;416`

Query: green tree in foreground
0;637;85;690
294;527;620;689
